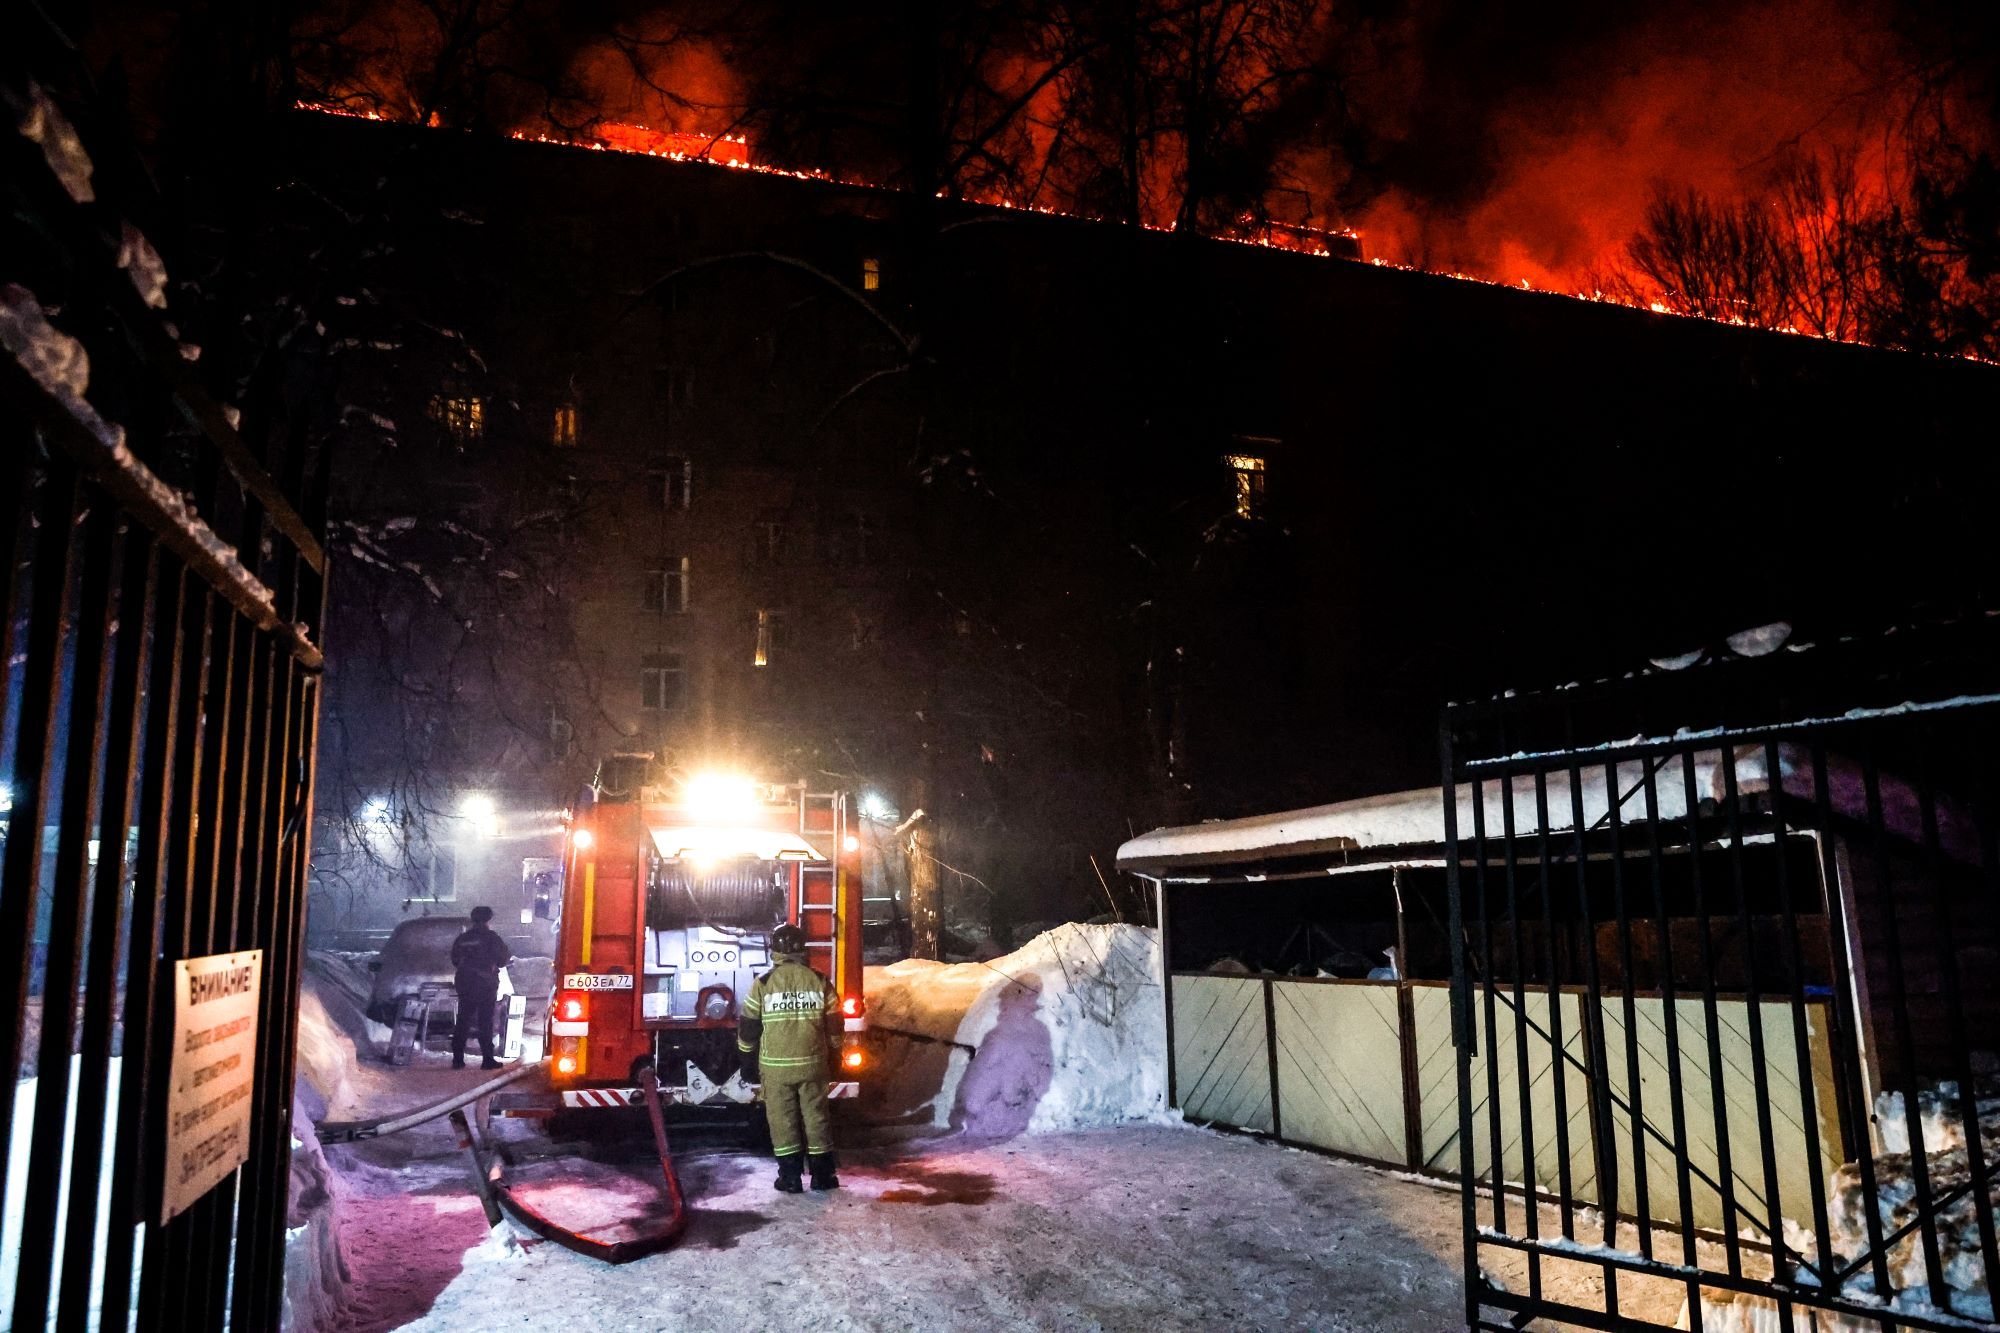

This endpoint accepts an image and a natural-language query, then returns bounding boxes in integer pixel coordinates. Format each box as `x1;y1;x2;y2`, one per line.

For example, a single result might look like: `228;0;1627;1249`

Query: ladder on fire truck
798;789;845;969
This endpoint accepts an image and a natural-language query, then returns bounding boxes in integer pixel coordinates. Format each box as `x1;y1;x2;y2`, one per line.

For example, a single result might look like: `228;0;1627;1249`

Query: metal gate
4;77;327;1331
1442;623;2000;1331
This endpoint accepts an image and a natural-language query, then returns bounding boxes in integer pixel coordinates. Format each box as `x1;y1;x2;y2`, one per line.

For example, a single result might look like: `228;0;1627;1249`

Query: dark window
666;365;696;407
751;515;791;565
645;456;693;510
641;653;687;710
832;511;877;565
643;559;690;613
424;845;459;902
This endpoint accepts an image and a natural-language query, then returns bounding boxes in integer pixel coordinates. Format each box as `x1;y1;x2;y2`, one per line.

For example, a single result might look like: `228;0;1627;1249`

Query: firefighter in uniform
450;905;511;1070
738;924;842;1192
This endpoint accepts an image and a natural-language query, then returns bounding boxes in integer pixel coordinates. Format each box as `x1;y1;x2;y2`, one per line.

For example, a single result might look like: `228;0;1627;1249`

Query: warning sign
162;950;261;1225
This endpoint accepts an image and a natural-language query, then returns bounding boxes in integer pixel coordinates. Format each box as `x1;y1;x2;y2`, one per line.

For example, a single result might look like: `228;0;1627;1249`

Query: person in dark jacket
737;924;843;1192
450;906;511;1070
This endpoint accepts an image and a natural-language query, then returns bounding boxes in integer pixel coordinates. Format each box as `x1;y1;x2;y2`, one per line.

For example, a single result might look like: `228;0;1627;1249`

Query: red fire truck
538;754;868;1110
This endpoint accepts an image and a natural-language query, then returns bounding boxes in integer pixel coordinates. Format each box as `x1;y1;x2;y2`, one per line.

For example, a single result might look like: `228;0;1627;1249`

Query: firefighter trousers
762;1068;832;1158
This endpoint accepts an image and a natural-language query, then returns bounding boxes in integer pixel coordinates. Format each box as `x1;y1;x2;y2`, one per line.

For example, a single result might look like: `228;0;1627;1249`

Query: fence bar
58;533;160;1329
1764;740;1838;1298
1809;736;1892;1306
1912;727;1999;1305
1716;747;1793;1327
1442;730;1478;1328
0;469;82;1238
1680;749;1742;1278
1499;766;1542;1304
1531;771;1578;1240
100;559;191;1333
1472;777;1508;1235
1859;753;1950;1310
1602;761;1653;1257
1639;763;1703;1326
14;500;118;1328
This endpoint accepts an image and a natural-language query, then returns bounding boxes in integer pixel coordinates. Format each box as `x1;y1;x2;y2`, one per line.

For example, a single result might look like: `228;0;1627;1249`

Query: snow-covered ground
293;923;1678;1330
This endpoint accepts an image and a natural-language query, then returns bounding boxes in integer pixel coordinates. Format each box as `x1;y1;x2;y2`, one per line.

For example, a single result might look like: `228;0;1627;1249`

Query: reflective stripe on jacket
737;954;839;1076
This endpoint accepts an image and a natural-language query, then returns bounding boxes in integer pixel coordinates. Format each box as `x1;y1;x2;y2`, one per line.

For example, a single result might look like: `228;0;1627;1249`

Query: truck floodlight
858;790;891;820
572;827;595;851
682;771;759;824
842;834;860;853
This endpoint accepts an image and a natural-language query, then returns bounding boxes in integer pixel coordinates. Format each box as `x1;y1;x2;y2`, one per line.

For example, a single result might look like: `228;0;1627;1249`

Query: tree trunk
908;812;941;960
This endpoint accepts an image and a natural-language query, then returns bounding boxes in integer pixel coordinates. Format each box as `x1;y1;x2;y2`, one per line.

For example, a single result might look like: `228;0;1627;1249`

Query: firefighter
738;924;842;1192
450;905;511;1070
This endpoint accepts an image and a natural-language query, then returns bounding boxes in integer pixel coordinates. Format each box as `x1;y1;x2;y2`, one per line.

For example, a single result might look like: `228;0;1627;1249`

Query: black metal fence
1443;623;2000;1332
4;76;327;1331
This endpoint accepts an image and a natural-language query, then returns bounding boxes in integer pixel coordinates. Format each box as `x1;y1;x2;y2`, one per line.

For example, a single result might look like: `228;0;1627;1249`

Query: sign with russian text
162;950;261;1224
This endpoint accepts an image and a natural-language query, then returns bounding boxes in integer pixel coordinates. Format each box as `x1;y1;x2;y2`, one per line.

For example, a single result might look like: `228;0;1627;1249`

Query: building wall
296;114;2000;941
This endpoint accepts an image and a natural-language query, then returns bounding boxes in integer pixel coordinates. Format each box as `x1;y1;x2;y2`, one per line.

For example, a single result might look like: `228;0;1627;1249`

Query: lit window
552;402;580;448
640;653;687;711
644;558;690;613
753;609;787;667
1223;452;1267;520
862;257;881;291
427;394;484;443
645;456;692;510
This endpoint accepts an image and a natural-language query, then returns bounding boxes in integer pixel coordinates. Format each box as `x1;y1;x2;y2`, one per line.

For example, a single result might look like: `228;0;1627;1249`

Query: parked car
364;916;516;1024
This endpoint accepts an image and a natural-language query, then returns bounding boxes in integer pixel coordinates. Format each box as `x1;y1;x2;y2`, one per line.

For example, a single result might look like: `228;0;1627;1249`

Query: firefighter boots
773;1154;805;1194
808;1152;840;1191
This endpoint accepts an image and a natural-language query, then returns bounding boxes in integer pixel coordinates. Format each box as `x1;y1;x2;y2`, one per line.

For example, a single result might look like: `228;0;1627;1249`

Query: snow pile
1874;1084;2000;1157
1745;1084;2000;1328
305;949;392;1049
295;981;365;1119
280;1084;352;1333
862;923;1171;1137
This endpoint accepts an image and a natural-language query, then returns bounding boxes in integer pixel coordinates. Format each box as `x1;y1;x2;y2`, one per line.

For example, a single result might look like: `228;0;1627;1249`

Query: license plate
561;972;634;990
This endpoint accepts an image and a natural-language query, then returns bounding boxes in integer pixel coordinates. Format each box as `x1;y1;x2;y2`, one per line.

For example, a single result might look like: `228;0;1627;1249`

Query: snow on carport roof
1115;753;1733;877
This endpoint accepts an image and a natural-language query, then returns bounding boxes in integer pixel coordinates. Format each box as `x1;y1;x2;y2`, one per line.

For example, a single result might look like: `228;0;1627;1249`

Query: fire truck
538;755;868;1109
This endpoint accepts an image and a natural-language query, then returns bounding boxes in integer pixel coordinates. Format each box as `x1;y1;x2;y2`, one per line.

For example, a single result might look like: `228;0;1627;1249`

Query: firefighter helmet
771;924;807;955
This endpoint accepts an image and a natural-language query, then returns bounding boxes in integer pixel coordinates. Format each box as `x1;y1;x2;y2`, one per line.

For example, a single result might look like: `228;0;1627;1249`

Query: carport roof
1114;754;1730;878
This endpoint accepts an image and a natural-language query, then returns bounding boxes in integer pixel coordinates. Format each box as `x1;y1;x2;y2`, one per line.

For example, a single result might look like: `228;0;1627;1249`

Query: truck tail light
553;1035;586;1078
555;989;590;1024
842;1046;864;1070
840;995;863;1019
